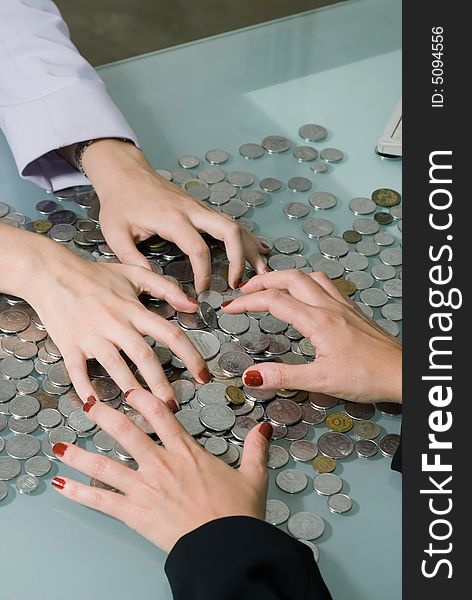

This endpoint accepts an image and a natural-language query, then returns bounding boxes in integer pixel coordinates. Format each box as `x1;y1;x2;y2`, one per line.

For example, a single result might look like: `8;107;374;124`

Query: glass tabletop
0;1;402;598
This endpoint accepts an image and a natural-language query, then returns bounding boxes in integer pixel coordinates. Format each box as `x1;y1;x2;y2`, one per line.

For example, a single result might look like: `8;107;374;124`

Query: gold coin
325;412;353;433
371;188;401;208
143;234;167;250
33;219;52;234
312;455;336;473
225;385;245;405
333;278;356;297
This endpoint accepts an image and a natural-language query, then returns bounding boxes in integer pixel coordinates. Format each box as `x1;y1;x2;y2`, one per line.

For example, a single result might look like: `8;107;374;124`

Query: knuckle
111;414;133;436
133;342;155;363
191;243;210;260
165;324;186;345
91;456;108;478
269;365;287;389
267;289;284;303
92;490;104;508
147;399;169;420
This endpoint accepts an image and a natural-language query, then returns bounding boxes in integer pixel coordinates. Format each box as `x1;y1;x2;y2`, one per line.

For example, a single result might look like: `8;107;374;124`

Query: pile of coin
0;122;402;559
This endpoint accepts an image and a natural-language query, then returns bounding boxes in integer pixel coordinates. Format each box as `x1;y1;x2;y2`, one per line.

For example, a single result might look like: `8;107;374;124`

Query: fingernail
83;396;97;413
166;399;179;413
259;422;273;441
261;243;270;251
199;368;211;384
221;300;233;308
263;266;271;273
51;477;66;490
52;442;68;457
244;370;263;387
234;279;241;289
239;278;251;288
187;296;199;306
124;389;135;399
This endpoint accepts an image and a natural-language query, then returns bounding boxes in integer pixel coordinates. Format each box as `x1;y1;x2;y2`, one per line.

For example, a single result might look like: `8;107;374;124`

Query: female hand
222;270;402;404
50;389;271;553
81;140;269;293
24;238;209;404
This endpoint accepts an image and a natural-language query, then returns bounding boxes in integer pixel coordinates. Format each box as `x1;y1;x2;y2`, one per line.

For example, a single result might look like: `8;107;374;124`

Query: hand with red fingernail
50;388;272;554
224;269;402;405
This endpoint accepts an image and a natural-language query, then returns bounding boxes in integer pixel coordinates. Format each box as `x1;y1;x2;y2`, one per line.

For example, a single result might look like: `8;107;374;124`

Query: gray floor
56;0;340;66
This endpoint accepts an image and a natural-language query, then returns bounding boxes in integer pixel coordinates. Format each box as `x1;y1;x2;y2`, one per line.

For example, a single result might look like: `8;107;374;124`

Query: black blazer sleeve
165;515;333;600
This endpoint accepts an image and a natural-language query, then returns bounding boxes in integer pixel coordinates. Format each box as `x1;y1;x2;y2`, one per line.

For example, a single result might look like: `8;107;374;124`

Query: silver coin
308;192;336;211
91;378;120;402
320;148;344;162
0;309;31;334
360;288;388;307
25;455;52;477
328;493;352;514
275;469;308;494
344;402;375;421
293;146;318;162
265;499;290;525
12;341;37;360
0;413;6;431
379;247;402;266
301;404;326;425
208;190;230;206
268;254;296;270
227;171;255;188
259;315;288;335
197;166;226;184
302;218;334;239
383;278;402;298
259;177;282;192
346;270;374;290
353;218;380;235
221;199;248;218
238;217;255;232
0;456;21;480
310;161;329;174
0;356;34;379
231;416;258;441
298;124;327;142
243;386;277;402
287;511;325;540
187;330;220;361
8;415;38;435
171;380;195;404
289;440;318;462
267;334;292;356
355;439;378;458
313;473;343;496
352;419;380;440
381;302;402;321
340;252;369;272
37;408;63;430
376;318;400;337
0;480;8;501
41;438;57;460
218;313;250;335
274;236;301;254
390;205;402;220
0;436;4;451
16;376;39;395
239;331;270;354
374;232;395;246
47;361;71;386
349;197;376;215
9;394;40;419
16;473;39;494
262;135;291;154
183;179;210;201
175;409;206;436
177;311;206;330
266;399;302;426
379;433;401;456
67;408;95;433
239;143;265;159
371;263;396;280
178;155;200;169
298;338;315;358
0;201;10;218
0;379;16;403
219;443;240;466
197;382;228;406
199;403;235;432
205;149;229;164
319;237;349;259
156;169;172;181
241;189;267;207
267;444;290;469
288;177;312;193
91;430;115;453
293;255;307;268
49;223;77;242
356;240;380;256
283;202;310;219
317;432;354;459
308;256;344;279
58;391;82;417
204;436;228;456
211;181;237;198
5;434;40;459
42;378;70;396
48;425;77;445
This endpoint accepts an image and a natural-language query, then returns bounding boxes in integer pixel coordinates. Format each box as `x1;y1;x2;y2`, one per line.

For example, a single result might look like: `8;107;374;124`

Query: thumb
242;362;316;392
109;230;151;270
239;422;272;485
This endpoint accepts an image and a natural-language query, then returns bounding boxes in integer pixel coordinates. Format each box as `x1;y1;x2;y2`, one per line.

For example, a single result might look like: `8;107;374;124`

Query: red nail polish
83;397;96;413
124;389;135;399
244;370;263;387
51;477;66;490
234;279;241;289
52;442;68;457
187;296;199;306
221;300;233;308
239;278;251;288
259;422;273;441
199;368;211;384
166;399;179;413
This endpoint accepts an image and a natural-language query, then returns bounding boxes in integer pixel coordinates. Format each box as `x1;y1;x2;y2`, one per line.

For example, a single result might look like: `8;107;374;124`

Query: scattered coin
313;473;343;496
266;499;291;525
287;511;325;540
276;468;308;494
328;493;352;514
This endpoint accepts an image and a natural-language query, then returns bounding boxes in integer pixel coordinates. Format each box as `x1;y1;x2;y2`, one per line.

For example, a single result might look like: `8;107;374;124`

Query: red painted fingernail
51;477;66;490
83;396;96;413
259;422;273;441
52;442;68;457
166;399;179;413
221;300;233;308
199;368;211;384
187;296;199;306
239;279;251;288
124;389;135;399
244;370;263;387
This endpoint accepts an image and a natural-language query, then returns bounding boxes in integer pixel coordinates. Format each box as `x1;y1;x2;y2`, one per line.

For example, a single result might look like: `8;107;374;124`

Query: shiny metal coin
349;197;376;215
198;302;218;330
0;413;6;432
175;409;206;436
302;218;334;239
268;254;296;270
376;318;400;337
319;237;349;259
289;440;318;462
313;473;343;496
266;499;290;525
8;416;38;435
275;468;308;494
0;201;10;218
317;432;354;459
379;247;402;266
9;395;40;419
25;455;52;477
355;439;378;458
219;351;254;377
381;302;402;321
259;315;288;334
309;191;337;210
0;456;22;480
262;135;291;154
16;376;39;395
301;404;326;425
259;177;282;192
346;271;374;290
178;155;200;169
219;443;240;466
374;232;395;246
12;341;37;360
208;190;230;205
390;205;402;219
239;331;270;354
197;166;226;184
343;229;363;244
352;419;381;440
239;143;265;159
328;493;352;514
16;473;39;494
218;313;250;335
288;177;312;193
359;288;389;307
356;240;380;256
379;433;401;456
344;402;375;421
241;189;267;207
283;202;310;219
310;160;329;174
227;171;255;188
372;188;401;207
285;421;309;441
67;408;95;433
0;436;4;452
267;444;290;469
171;380;195;404
0;379;17;403
231;416;258;441
205;149;229;164
308;392;339;409
48;425;77;445
197;382;228;406
320;148;343;162
156;169;172;181
37;408;63;430
0;480;9;501
221;199;248;218
200;403;235;432
274;236;301;254
266;399;302;426
183;179;210;201
0;356;34;379
293;146;318;162
5;434;40;459
353;218;380;235
340;253;369;272
371;263;396;280
204;436;228;456
287;511;325;540
298;124;327;142
383;278;402;298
